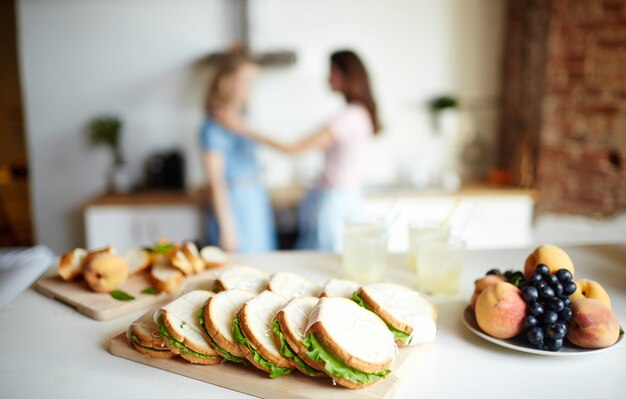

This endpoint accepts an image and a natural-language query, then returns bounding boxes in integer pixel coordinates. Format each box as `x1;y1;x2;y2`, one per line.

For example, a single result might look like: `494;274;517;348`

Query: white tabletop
1;246;625;398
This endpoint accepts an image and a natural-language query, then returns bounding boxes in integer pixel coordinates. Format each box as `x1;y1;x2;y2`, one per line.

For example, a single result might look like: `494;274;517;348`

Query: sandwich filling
129;333;169;352
232;316;291;378
158;315;217;359
271;321;321;377
352;292;413;346
301;333;390;384
198;308;247;364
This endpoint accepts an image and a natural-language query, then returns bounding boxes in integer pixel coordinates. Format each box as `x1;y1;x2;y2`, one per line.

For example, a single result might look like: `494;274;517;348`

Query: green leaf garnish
302;333;390;384
141;287;161;295
352;292;412;345
111;290;135;301
233;316;291;378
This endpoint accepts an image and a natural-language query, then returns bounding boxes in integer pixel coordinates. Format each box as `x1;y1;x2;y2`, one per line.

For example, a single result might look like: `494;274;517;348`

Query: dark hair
330;50;381;134
205;54;255;114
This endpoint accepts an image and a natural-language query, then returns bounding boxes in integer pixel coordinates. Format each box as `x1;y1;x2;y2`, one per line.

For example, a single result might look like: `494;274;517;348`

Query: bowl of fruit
463;244;623;355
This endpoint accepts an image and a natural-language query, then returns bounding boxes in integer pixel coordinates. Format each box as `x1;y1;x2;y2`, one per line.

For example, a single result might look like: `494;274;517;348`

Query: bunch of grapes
518;265;577;351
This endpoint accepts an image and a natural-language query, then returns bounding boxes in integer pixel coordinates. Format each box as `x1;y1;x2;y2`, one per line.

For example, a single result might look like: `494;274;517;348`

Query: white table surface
1;246;625;398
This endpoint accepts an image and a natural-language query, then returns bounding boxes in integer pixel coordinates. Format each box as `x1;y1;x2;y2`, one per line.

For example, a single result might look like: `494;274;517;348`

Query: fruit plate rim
462;306;624;356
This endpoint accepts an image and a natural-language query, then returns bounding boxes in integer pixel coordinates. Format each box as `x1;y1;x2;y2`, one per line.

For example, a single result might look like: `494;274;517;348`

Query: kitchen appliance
144;151;184;189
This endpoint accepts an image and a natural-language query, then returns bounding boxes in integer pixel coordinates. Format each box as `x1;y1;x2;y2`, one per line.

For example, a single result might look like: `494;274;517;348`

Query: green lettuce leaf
158;315;216;359
272;321;320;377
233;316;291;378
352;292;412;345
197;307;247;364
302;333;390;384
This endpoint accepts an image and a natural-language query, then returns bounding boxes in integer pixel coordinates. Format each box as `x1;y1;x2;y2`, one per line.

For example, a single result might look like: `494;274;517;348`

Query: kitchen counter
1;245;624;398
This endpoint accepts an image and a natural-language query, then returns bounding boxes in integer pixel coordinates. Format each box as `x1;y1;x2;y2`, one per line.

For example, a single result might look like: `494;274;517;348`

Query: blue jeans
297;188;362;252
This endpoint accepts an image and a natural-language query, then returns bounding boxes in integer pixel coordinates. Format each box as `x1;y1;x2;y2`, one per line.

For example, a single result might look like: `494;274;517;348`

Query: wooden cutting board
35;268;224;321
109;332;429;399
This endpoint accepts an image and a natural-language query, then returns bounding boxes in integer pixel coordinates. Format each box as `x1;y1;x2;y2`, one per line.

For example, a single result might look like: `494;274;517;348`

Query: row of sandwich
128;265;437;389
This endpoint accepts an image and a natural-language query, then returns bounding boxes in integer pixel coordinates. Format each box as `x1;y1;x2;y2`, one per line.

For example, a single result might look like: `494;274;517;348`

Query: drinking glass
342;219;388;284
415;237;465;296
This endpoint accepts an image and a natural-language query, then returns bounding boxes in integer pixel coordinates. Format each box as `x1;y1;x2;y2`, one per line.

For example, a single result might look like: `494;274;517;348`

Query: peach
84;254;129;293
475;281;527;339
568;298;620;349
470;275;505;310
571;279;611;309
524;244;574;277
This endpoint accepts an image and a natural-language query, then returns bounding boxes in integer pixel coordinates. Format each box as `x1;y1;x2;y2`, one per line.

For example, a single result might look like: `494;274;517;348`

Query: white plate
462;306;624;356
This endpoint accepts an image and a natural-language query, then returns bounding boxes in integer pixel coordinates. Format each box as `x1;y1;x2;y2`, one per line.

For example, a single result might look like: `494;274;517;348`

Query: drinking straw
380;198;402;239
456;203;479;239
439;197;462;230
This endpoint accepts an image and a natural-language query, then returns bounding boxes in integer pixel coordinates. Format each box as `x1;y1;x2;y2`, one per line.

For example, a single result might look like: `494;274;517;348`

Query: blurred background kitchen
1;0;625;257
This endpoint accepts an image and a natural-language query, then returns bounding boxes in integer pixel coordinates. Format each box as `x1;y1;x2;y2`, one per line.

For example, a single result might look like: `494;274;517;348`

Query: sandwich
157;290;221;364
169;246;196;276
150;254;184;293
58;248;87;281
233;290;292;378
123;247;152;275
353;282;437;347
301;297;396;389
273;296;323;377
128;310;176;359
200;289;254;364
268;272;321;298
200;245;229;268
182;242;206;273
320;278;360;299
214;264;269;294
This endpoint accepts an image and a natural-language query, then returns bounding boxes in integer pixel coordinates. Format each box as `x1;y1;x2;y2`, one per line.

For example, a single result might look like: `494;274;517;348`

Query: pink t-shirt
318;104;373;189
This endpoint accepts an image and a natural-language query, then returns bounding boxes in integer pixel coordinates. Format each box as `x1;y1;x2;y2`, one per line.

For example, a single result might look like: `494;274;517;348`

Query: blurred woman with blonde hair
200;55;275;253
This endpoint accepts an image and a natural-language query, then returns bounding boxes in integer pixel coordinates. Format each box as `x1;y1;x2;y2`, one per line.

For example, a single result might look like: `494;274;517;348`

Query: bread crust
359;285;438;346
149;258;183;293
306;321;391;374
358;286;411;334
182;243;205;273
161;311;219;358
239;305;291;369
203;297;245;358
200;246;229;269
58;248;87;281
131;342;177;359
276;311;325;378
169;247;195;276
179;351;222;365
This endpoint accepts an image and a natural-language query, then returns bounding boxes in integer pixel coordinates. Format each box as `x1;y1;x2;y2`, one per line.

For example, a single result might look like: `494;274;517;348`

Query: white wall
17;0;504;253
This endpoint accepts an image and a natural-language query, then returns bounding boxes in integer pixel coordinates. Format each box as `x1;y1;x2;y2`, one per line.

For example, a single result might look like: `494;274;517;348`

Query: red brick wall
499;0;626;217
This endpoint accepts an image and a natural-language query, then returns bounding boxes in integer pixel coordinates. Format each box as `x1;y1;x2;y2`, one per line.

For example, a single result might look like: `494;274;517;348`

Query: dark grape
546;274;559;286
552;283;564;296
504;270;513;280
556;269;572;282
548;297;565;312
545;338;563;351
527;326;544;347
533;280;547;290
558;307;573;322
543;310;558;324
486;269;501;276
563;281;577;296
529;273;543;283
546;323;567;340
523;315;538;331
521;286;539;303
539;285;555;299
535;264;550;276
560;296;572;307
529;302;545;316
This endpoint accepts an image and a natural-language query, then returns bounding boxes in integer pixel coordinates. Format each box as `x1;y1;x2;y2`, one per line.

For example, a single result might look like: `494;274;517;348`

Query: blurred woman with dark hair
200;55;275;253
218;50;380;250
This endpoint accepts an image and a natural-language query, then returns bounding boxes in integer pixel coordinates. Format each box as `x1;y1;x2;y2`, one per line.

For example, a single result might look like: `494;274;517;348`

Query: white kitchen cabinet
84;204;202;253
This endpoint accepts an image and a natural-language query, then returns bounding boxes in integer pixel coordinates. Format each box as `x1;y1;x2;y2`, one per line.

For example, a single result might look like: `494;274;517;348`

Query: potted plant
86;115;131;193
